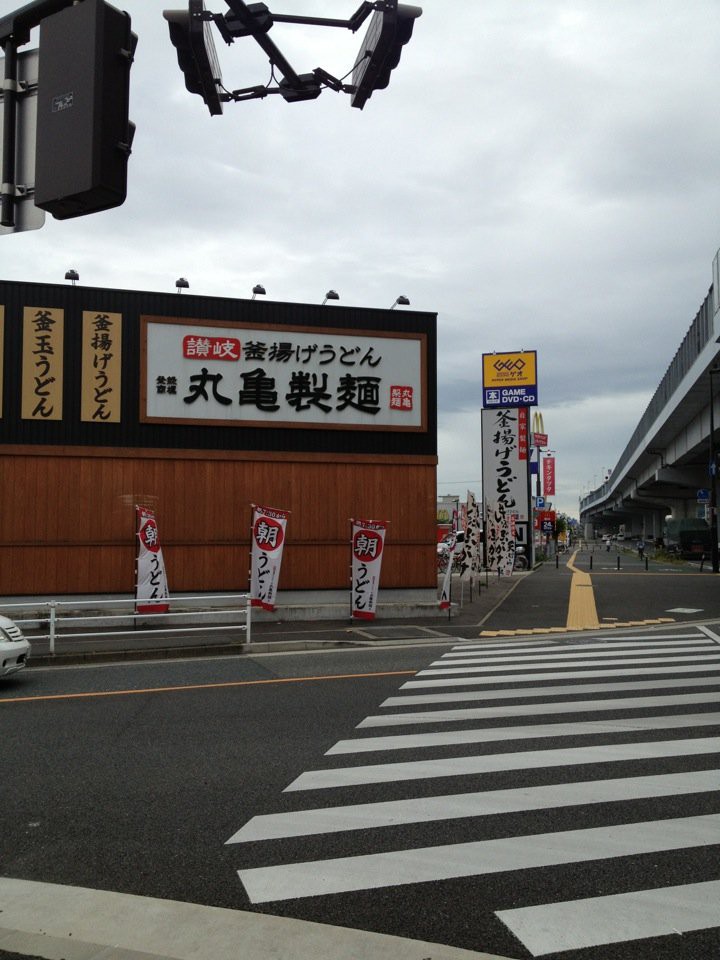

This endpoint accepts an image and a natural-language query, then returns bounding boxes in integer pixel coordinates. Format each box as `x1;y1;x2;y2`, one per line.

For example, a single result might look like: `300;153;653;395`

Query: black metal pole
1;39;17;228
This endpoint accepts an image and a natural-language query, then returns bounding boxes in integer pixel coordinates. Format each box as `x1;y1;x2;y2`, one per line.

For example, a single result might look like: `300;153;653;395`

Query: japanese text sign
250;504;289;611
142;318;426;431
543;455;556;496
481;407;530;523
135;506;170;613
351;519;387;620
22;306;64;420
81;311;122;422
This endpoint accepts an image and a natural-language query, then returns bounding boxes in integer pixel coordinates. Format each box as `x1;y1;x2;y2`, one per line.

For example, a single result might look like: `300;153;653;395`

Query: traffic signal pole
1;39;18;227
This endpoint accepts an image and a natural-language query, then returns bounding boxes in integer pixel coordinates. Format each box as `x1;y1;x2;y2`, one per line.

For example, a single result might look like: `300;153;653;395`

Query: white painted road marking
285;736;719;790
227;769;719;842
359;691;720;727
328;712;720;753
496;879;720;956
402;662;720;687
382;675;720;706
237;813;720;903
419;653;720;675
437;643;716;664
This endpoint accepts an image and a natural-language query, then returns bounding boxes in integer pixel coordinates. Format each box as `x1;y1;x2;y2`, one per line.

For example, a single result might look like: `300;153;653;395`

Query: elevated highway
580;248;720;543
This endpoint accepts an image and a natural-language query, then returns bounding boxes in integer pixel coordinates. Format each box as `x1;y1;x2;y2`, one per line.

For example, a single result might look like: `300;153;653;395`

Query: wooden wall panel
0;448;437;595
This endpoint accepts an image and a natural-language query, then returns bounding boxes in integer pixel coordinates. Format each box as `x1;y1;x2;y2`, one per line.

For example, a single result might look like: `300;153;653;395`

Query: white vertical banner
461;490;481;581
484;497;515;576
350;519;387;620
481;407;530;521
439;531;464;609
250;505;290;611
135;506;170;613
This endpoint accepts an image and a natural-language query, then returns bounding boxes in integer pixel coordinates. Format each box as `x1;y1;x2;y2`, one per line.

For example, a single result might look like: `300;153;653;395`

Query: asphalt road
3;627;720;960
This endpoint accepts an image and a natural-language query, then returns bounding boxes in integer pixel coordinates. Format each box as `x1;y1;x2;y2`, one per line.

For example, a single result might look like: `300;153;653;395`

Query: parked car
0;615;30;678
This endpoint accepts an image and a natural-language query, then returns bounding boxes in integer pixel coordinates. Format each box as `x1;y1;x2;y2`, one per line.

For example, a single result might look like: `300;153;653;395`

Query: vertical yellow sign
22;307;64;420
81;311;122;422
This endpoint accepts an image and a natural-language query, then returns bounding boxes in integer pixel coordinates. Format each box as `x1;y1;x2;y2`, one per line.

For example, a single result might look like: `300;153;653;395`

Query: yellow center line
0;669;416;706
565;549;600;630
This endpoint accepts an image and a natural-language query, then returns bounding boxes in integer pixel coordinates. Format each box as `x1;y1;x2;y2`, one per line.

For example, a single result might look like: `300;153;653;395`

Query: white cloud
3;0;719;523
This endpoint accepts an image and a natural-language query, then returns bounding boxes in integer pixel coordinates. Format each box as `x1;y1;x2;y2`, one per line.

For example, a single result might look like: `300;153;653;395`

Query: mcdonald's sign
482;350;538;408
532;411;548;447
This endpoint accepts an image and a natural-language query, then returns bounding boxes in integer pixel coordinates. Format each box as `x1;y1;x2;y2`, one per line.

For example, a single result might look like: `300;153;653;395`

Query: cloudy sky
4;0;720;517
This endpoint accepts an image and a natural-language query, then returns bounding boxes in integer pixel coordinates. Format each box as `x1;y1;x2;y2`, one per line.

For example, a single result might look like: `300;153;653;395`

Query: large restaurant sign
142;318;426;431
481;407;530;522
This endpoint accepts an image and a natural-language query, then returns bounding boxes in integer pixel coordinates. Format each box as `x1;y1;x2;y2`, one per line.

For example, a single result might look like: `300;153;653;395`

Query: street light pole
710;367;719;573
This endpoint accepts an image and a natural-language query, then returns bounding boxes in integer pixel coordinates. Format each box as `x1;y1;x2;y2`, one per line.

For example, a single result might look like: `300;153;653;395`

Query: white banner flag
135;506;170;613
439;531;464;609
485;498;515;576
250;505;289;611
351;519;387;620
459;491;482;581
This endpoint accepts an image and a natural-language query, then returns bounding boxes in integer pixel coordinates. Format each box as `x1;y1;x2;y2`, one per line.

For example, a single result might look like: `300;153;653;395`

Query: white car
0;615;30;678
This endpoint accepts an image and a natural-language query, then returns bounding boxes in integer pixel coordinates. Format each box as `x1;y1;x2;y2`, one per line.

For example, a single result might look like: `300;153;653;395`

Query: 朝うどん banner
351;519;387;620
135;505;170;613
250;504;290;611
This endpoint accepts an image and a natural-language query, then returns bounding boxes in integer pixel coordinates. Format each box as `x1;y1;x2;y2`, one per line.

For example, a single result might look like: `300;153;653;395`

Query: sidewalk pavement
0;878;516;960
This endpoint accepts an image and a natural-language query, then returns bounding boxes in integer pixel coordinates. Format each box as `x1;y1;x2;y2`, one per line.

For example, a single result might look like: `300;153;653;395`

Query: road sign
536;496;545;509
0;47;45;235
697;488;710;503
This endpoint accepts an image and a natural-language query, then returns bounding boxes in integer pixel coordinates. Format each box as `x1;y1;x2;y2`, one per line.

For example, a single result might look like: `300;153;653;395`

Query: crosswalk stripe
284;736;719;791
455;633;704;651
496;879;720;955
439;642;716;661
419;653;720;675
442;633;713;659
226;770;719;843
402;663;720;687
329;712;720;753
237;813;720;903
436;644;720;673
359;691;719;727
382;675;720;706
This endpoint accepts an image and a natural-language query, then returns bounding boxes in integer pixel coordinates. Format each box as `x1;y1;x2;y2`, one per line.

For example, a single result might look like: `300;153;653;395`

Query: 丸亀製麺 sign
142;318;426;431
482;350;538;408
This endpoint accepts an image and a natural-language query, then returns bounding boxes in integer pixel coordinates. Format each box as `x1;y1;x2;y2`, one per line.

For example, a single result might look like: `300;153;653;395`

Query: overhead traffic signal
34;0;136;220
351;1;422;110
164;0;224;116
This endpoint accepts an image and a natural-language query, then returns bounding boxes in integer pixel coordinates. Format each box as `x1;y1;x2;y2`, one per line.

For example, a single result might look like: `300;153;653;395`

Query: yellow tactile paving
476;553;683;638
478;618;677;638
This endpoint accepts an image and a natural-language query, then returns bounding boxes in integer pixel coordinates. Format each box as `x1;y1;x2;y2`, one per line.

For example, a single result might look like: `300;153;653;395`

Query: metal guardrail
1;593;252;655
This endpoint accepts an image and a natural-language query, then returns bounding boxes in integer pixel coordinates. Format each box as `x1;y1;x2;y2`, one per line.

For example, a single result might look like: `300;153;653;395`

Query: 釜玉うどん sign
482;350;538;408
141;318;426;431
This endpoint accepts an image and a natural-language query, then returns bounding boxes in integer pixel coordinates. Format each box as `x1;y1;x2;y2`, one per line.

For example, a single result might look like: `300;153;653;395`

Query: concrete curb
0;878;518;960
